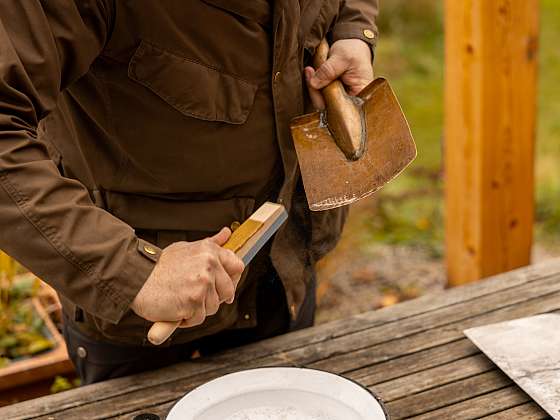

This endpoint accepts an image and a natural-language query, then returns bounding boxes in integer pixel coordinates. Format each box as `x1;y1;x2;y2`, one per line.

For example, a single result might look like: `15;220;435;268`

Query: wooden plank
409;386;531;420
374;354;495;402
325;258;560;339
312;299;559;377
32;293;560;420
3;261;560;419
386;371;514;419
310;274;560;373
479;402;549;419
444;0;540;285
350;338;480;385
113;401;176;420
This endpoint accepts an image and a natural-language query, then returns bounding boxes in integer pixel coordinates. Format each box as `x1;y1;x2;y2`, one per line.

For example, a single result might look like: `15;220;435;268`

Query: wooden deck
2;259;559;419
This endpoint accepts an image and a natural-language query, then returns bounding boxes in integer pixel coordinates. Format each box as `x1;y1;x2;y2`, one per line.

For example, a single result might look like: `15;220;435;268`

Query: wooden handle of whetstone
147;202;287;346
148;320;181;346
313;39;366;161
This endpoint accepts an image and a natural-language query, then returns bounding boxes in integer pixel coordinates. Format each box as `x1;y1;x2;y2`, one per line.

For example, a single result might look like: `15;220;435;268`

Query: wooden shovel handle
312;39;366;161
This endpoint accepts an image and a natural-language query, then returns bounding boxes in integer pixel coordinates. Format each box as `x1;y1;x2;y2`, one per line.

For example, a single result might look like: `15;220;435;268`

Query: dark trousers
63;272;315;384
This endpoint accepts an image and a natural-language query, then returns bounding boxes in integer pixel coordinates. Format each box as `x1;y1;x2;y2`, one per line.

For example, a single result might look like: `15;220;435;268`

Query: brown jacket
0;0;378;345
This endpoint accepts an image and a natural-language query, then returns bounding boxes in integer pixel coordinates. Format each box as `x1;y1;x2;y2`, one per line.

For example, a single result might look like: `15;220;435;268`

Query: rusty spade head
291;40;417;211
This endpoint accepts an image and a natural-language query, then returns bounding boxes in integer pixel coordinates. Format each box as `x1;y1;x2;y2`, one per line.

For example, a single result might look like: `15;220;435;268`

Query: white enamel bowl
167;367;388;420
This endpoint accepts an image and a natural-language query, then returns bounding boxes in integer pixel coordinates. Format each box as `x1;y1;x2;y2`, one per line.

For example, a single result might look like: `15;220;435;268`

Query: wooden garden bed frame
0;279;73;393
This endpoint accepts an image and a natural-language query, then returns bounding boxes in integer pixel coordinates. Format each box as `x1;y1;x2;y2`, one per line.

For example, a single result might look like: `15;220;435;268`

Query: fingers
179;301;206;328
304;39;374;101
204;282;220;316
214;262;236;304
179;289;207;328
179;266;229;328
304;67;326;110
343;70;373;96
209;227;231;246
180;281;220;328
217;247;244;281
308;54;347;90
174;228;243;330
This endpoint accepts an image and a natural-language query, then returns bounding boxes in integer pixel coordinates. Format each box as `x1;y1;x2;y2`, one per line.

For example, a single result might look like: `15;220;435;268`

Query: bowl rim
167;365;390;420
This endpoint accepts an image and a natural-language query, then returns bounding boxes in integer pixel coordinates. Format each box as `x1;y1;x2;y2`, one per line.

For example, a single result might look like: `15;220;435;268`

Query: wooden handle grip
313;40;348;111
312;39;366;160
148;320;181;346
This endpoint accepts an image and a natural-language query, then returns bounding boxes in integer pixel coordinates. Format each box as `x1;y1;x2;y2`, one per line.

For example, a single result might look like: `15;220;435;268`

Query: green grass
536;0;560;241
367;0;560;253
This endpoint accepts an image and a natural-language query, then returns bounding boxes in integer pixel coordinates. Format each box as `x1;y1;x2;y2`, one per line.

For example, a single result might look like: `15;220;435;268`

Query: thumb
309;54;347;90
210;227;232;246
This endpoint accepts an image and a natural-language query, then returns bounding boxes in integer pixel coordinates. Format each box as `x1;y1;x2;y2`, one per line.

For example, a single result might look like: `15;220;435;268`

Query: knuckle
198;272;211;284
189;289;206;303
321;61;337;80
203;251;218;265
207;303;219;316
192;312;205;326
225;285;235;300
179;306;193;319
225;249;236;258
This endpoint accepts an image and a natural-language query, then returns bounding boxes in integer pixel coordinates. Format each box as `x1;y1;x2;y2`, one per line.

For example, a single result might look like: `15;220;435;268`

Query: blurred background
0;0;558;406
315;0;560;323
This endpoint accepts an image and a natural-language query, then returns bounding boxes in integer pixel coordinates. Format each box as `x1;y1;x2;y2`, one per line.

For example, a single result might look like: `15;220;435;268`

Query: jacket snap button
77;346;87;359
244;314;250;320
363;29;375;39
143;245;157;255
274;71;281;82
230;221;241;231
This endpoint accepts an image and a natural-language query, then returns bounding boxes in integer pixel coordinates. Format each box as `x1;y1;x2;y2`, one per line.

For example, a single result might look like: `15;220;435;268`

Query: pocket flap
128;41;258;124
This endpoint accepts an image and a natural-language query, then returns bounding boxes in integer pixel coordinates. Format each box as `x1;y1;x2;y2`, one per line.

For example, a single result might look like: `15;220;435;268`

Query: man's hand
305;39;374;110
130;227;245;328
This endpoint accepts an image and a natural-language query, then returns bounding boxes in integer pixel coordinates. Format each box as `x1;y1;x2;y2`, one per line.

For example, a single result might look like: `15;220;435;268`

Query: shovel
291;39;417;211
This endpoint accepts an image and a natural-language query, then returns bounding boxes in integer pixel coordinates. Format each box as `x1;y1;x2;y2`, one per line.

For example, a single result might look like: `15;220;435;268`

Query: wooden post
444;0;539;286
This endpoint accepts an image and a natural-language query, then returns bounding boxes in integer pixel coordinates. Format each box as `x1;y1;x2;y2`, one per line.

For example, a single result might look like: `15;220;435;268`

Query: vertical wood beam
444;0;539;286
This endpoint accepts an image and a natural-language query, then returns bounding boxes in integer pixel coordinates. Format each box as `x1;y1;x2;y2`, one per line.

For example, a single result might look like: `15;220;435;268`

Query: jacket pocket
128;40;258;124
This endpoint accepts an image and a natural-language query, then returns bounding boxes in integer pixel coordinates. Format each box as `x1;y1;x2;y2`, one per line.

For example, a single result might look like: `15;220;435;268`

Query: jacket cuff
330;23;377;60
93;238;161;324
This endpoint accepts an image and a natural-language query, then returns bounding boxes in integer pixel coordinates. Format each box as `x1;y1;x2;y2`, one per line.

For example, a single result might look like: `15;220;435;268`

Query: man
0;0;378;384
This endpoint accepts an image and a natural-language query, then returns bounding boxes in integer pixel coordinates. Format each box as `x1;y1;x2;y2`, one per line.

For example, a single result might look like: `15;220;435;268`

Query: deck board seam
359;346;486;387
379;367;503;404
475;401;546;419
401;384;516;419
307;297;560;374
